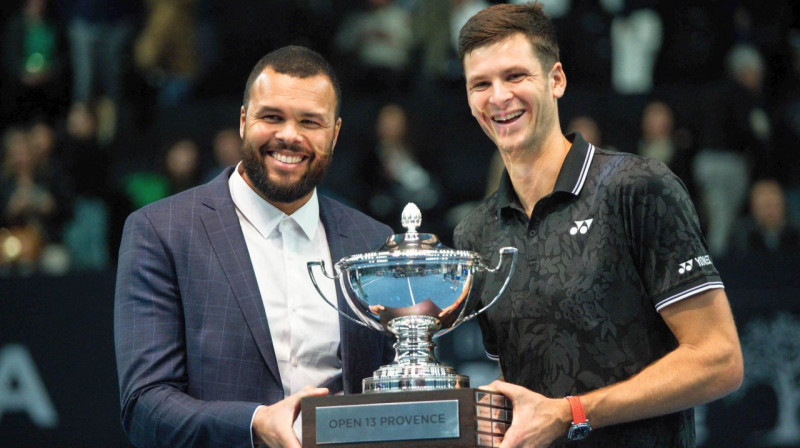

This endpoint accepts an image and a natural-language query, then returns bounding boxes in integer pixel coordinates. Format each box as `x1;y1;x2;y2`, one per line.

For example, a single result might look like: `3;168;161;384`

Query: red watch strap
565;396;587;424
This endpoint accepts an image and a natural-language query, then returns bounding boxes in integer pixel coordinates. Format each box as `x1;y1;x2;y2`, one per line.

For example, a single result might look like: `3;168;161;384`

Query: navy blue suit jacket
114;167;393;447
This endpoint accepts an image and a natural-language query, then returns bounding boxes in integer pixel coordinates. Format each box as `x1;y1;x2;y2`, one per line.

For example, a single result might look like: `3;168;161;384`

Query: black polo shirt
453;133;722;447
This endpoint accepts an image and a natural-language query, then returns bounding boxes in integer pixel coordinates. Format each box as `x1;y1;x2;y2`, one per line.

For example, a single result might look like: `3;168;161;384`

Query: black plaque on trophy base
301;388;511;448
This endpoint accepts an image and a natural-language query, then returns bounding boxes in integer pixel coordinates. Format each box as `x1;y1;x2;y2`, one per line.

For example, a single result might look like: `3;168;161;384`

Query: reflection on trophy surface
308;203;517;393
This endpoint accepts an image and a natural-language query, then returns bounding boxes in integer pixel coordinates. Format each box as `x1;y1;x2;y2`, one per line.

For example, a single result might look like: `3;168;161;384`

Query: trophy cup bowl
308;203;517;393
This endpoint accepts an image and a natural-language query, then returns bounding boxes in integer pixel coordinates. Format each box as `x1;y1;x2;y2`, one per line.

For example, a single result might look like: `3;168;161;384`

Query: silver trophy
307;203;517;393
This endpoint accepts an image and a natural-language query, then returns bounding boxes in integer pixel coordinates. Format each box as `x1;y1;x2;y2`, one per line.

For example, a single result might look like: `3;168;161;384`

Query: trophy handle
462;246;518;322
307;260;370;328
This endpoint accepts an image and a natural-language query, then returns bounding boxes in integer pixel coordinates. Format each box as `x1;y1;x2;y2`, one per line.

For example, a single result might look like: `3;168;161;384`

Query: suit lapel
320;197;388;393
319;197;359;321
319;197;358;391
199;168;282;387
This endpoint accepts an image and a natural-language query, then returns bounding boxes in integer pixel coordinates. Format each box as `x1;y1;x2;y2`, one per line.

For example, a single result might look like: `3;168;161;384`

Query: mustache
259;141;307;156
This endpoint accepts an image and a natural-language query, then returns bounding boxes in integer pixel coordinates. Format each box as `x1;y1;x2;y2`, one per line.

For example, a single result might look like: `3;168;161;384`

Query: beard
241;139;333;204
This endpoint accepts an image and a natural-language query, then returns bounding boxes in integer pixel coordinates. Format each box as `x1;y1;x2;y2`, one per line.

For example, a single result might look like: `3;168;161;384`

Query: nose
489;81;513;107
274;120;302;146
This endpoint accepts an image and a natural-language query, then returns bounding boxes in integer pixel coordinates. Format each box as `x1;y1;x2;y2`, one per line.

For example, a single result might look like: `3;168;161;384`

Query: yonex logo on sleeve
694;255;712;267
679;256;712;275
569;219;593;235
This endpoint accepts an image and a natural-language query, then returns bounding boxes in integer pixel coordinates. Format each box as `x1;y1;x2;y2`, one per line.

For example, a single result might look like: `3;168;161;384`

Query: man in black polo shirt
453;3;743;447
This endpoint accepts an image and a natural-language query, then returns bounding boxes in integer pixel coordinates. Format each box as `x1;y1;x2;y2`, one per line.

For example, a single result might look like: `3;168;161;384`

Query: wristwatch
565;395;592;440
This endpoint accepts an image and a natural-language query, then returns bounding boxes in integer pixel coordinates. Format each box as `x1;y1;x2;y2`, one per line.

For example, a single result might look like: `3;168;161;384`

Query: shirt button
529;229;536;237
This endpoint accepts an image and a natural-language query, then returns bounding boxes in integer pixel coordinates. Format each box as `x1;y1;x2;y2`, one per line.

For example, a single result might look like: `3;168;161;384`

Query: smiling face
464;33;565;160
239;68;341;214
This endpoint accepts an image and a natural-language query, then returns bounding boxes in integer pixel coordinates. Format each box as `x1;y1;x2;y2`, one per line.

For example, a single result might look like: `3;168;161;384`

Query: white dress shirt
229;165;341;443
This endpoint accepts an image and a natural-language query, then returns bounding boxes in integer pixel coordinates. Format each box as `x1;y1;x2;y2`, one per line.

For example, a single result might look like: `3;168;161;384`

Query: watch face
567;423;591;440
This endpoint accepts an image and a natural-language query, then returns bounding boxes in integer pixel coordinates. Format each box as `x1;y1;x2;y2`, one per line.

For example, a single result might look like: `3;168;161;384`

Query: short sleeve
624;159;724;312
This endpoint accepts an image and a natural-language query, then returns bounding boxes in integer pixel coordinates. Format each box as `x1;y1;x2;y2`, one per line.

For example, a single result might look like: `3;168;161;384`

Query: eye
263;114;283;123
507;73;526;82
301;119;321;128
470;81;490;91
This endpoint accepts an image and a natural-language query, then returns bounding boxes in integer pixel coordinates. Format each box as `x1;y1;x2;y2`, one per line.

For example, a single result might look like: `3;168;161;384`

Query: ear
551;62;567;99
331;117;342;152
239;105;246;139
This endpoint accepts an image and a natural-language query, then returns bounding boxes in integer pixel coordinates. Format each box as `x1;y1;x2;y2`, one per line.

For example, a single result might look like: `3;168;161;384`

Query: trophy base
363;364;469;392
302;388;511;447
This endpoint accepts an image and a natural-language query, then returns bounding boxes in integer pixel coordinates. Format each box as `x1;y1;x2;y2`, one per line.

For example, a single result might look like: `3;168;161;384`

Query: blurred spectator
731;0;794;102
411;0;452;87
449;0;491;61
728;178;800;256
63;0;139;145
121;137;202;210
204;127;241;182
134;0;200;108
57;103;117;271
638;101;675;164
164;137;203;193
566;114;606;149
58;102;109;197
1;0;69;125
637;100;692;183
0;123;74;275
610;5;662;94
57;102;132;267
412;0;489;89
0;127;44;274
359;103;444;234
334;0;414;96
693;43;772;257
26;119;75;232
28;116;59;162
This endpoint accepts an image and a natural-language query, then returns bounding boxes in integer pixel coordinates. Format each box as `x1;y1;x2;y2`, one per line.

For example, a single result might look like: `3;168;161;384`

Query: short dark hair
242;45;342;117
458;2;560;72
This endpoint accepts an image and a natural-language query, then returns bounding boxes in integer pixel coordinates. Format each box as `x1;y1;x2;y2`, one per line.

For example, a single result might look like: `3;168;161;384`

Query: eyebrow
467;65;535;85
251;105;330;123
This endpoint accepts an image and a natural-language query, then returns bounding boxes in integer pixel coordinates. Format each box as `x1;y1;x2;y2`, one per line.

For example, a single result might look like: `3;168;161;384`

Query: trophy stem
389;315;440;365
363;316;469;393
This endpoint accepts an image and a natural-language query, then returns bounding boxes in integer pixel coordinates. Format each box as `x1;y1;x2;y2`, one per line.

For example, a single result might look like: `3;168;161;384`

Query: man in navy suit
114;45;394;448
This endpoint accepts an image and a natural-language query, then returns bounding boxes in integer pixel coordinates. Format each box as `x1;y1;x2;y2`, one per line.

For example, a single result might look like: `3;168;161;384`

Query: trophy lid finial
379;202;441;250
401;203;422;234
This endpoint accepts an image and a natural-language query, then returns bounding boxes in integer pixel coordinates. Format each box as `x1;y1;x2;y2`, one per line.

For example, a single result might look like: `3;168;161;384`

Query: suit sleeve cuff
251;405;267;447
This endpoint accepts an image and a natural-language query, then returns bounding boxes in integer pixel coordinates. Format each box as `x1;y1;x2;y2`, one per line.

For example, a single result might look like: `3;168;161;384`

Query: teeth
272;153;303;164
494;111;523;122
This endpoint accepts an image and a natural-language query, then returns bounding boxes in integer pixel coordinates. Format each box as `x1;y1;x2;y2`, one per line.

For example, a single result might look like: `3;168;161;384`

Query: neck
502;132;571;217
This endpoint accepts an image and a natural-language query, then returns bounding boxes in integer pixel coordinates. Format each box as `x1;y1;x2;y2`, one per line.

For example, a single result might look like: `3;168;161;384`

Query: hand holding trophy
305;203;517;447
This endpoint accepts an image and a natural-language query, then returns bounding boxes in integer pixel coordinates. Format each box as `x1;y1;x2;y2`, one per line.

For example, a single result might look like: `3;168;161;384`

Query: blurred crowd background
2;0;800;277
